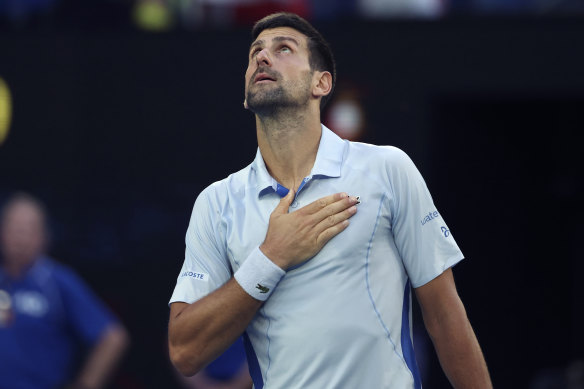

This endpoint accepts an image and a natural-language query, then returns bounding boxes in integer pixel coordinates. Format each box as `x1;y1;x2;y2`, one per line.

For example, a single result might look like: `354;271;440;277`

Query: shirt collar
251;124;346;196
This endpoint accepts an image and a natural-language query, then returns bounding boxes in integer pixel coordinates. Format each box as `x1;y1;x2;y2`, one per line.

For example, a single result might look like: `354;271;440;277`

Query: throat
260;129;320;192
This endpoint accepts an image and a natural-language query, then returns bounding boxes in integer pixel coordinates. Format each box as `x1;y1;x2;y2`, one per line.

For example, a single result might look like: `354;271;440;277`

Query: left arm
415;268;492;389
70;323;130;389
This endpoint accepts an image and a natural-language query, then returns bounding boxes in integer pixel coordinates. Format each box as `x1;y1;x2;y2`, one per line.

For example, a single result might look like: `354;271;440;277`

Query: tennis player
169;12;492;389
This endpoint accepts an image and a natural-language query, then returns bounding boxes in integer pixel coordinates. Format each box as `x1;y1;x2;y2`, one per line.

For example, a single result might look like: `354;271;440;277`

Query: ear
312;71;332;99
243;99;249;109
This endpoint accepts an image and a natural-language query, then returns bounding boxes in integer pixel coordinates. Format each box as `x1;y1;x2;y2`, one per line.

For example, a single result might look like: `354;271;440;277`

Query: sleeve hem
411;253;465;289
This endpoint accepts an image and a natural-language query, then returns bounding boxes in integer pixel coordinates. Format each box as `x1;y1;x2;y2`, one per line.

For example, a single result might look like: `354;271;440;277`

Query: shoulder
41;258;85;286
196;163;253;208
188;162;255;230
33;257;94;296
346;141;417;174
347;140;409;160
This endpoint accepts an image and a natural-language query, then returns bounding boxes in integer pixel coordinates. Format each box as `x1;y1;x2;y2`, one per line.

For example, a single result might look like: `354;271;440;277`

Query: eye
250;48;261;58
279;45;291;53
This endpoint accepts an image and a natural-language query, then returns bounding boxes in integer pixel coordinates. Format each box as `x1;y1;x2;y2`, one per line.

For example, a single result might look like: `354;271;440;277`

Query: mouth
254;73;276;84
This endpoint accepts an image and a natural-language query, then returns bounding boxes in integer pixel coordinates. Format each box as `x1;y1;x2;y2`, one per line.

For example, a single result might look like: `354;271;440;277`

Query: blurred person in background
168;12;491;389
0;192;129;389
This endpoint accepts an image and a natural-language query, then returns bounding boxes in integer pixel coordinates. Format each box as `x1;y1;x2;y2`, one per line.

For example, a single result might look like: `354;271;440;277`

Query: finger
311;194;358;223
272;188;295;215
301;192;348;215
316;218;351;247
313;204;357;236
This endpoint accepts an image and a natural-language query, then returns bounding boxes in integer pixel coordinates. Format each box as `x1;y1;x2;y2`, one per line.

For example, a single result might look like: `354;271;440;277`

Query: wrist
234;246;286;301
258;243;286;271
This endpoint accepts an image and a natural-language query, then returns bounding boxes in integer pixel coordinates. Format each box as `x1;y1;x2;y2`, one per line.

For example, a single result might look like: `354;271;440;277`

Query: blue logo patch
421;211;440;226
441;226;450;237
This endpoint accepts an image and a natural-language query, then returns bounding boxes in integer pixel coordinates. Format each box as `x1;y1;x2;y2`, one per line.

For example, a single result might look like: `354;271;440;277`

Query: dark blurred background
1;0;583;388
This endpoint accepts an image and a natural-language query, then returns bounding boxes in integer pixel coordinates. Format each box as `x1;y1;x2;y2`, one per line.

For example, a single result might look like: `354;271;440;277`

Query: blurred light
0;77;13;146
326;96;365;141
132;0;174;32
358;0;445;18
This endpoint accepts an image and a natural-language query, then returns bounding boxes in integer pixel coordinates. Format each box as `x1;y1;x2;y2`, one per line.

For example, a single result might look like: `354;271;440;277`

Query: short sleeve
169;186;232;305
386;148;464;288
55;266;116;345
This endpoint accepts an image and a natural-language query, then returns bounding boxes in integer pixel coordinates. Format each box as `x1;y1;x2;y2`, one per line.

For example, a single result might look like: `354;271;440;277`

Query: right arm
168;191;358;376
169;279;261;376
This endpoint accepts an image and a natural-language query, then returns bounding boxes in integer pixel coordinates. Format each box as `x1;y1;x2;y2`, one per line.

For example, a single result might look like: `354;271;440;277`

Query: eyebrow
250;36;300;51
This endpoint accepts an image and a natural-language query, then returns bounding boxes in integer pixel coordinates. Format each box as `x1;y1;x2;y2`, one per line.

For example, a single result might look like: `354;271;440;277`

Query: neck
1;260;31;279
256;105;322;191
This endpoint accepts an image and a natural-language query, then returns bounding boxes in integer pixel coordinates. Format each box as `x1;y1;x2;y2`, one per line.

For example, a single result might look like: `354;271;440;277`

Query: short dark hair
251;13;336;110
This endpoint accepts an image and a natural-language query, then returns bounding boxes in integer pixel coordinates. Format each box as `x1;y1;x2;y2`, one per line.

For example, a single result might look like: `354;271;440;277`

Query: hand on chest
226;180;389;274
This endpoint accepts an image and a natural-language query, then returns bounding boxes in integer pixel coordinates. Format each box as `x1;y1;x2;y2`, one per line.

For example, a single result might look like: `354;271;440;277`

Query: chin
246;94;281;115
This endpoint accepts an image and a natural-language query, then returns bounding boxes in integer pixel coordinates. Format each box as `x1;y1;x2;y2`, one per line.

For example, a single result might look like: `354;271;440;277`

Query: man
0;193;129;389
169;12;492;389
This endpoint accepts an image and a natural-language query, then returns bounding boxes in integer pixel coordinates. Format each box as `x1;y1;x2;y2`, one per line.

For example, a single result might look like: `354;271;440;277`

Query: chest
223;177;391;275
0;281;65;334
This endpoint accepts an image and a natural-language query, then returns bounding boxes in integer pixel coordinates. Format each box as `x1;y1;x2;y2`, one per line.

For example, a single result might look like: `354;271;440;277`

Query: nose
256;48;272;66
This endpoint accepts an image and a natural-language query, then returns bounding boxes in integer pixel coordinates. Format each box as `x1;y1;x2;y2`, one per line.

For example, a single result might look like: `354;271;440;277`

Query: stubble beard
246;71;313;118
246;85;290;117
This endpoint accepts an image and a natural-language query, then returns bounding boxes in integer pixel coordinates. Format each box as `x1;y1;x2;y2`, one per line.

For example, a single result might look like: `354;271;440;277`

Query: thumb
274;188;295;214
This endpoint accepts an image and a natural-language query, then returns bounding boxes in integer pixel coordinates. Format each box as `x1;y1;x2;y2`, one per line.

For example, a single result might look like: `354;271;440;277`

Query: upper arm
169;302;189;322
414;270;492;388
169;187;232;306
414;268;466;333
384;148;464;287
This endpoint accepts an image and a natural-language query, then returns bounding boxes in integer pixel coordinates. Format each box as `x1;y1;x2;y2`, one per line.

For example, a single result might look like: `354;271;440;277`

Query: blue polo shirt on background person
0;255;118;389
0;192;128;389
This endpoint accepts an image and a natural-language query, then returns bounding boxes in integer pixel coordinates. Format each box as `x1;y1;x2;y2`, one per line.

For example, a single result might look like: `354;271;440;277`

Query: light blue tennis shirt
170;125;464;389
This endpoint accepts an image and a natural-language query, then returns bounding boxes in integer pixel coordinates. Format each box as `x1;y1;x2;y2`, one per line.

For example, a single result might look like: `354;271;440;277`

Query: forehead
2;201;43;226
252;27;309;48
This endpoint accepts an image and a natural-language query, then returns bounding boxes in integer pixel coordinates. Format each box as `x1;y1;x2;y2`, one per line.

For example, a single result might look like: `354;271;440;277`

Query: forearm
73;324;129;389
425;298;492;389
168;278;262;376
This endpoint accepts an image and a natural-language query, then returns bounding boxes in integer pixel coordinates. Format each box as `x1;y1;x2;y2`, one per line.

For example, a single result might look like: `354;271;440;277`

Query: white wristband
234;247;285;301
